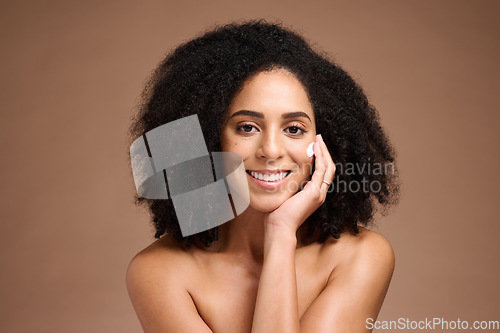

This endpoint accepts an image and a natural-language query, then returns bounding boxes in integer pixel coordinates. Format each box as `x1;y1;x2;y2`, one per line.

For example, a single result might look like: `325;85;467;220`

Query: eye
284;125;307;136
237;123;258;133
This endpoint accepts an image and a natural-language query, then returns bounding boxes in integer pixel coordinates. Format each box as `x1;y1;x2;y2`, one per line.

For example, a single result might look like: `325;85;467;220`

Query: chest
190;254;331;333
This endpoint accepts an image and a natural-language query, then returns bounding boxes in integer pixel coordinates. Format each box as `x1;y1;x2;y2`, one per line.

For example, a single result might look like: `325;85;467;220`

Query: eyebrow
230;110;264;119
282;111;311;122
230;110;311;122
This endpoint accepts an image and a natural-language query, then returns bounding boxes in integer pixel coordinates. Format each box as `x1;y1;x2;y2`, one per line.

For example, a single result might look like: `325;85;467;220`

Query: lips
245;169;291;182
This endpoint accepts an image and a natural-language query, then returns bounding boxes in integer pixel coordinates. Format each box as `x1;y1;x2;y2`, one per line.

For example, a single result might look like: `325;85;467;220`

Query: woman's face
220;68;316;212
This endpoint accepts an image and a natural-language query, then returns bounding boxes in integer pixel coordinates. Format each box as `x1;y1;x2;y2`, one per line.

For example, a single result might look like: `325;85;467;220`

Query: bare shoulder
127;236;193;284
300;229;396;331
343;227;393;256
126;237;212;332
321;227;395;278
125;237;192;309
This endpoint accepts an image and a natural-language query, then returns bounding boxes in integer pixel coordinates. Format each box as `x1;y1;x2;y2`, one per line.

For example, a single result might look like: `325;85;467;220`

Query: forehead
227;69;314;120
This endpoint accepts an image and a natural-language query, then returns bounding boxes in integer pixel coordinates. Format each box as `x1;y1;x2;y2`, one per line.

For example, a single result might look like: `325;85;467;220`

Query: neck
216;207;269;262
207;208;317;261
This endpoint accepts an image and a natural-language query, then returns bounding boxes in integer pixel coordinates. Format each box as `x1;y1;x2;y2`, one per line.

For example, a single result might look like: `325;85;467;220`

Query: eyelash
236;123;308;136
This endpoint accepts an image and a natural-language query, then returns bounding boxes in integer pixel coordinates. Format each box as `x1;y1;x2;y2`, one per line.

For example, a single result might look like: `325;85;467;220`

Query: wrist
264;224;297;252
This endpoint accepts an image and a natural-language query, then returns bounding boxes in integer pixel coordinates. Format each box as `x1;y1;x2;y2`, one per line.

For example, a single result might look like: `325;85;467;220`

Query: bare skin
127;69;395;332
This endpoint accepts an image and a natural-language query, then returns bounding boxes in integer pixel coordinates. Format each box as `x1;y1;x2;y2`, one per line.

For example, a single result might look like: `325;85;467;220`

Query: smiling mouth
245;170;292;182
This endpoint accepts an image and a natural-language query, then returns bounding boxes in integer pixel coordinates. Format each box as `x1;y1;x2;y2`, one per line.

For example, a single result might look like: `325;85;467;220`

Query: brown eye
237;124;258;133
285;126;306;136
242;125;254;132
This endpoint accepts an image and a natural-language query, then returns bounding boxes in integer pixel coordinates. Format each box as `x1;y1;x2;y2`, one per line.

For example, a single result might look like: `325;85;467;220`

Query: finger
319;135;336;194
309;135;326;192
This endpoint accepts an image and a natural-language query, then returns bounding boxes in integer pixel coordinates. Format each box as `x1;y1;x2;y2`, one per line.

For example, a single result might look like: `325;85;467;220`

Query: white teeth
249;171;289;182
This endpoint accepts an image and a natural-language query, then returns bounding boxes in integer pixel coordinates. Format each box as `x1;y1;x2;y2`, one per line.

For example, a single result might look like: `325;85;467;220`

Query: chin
248;192;292;213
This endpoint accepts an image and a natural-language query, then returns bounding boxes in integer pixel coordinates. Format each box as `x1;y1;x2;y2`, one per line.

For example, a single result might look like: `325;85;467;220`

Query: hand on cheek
266;134;336;234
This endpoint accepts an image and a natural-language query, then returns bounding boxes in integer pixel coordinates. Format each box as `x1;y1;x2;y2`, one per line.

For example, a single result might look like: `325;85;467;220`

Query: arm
251;134;334;333
251;135;394;332
251;224;300;332
252;228;394;333
299;232;395;332
126;250;213;333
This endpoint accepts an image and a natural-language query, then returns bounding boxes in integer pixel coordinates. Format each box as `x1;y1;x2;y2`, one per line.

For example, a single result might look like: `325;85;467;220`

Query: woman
127;21;400;332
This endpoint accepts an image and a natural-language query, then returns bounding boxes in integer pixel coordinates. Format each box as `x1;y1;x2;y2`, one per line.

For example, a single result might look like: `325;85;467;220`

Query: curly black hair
128;20;400;246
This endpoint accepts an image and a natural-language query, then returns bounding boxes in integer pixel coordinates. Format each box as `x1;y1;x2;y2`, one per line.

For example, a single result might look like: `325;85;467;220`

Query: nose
256;130;285;161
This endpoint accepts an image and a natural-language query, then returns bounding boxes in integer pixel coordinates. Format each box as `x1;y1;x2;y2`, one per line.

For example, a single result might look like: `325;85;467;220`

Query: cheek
303;160;313;175
221;136;252;159
220;131;238;152
289;150;314;177
227;142;238;150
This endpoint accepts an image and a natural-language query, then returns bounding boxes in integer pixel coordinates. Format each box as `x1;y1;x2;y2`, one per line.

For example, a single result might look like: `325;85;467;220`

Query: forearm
251;226;300;333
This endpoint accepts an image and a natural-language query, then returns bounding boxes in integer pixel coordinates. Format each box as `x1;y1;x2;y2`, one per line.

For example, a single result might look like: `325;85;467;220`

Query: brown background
1;0;498;332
